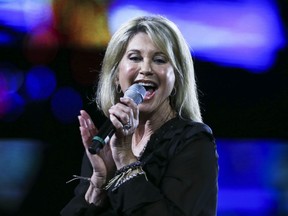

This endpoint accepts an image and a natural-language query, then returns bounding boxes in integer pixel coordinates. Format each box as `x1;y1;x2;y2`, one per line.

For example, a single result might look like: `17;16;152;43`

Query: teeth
137;82;156;87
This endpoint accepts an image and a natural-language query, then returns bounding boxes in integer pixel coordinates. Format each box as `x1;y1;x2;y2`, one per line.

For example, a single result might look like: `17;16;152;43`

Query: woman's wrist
114;154;138;170
105;161;148;191
85;183;107;206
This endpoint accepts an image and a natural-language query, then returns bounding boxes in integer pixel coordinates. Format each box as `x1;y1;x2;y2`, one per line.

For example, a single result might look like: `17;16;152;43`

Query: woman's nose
140;61;152;75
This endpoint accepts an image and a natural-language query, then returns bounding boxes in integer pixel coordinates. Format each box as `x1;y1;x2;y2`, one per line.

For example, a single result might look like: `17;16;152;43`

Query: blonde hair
96;15;202;122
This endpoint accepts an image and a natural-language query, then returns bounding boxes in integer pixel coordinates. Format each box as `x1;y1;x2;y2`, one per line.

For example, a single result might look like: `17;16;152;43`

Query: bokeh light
0;92;25;122
109;0;286;72
0;31;15;45
0;139;44;214
217;139;288;215
0;63;25;120
0;63;24;93
0;72;9;117
0;0;53;33
23;26;59;65
50;86;83;124
25;65;57;101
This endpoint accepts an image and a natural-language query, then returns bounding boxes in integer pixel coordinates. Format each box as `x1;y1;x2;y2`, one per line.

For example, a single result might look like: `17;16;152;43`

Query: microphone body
88;84;146;154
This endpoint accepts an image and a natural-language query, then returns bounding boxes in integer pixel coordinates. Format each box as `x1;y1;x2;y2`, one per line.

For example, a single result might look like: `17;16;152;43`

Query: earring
170;87;176;96
116;84;122;93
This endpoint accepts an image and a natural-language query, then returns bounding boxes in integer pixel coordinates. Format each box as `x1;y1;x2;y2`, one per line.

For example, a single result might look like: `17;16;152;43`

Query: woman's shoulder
171;118;217;158
160;116;213;138
147;116;216;161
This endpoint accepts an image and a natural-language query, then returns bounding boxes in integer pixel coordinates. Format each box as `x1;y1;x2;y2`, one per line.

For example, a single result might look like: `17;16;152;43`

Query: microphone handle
88;120;115;154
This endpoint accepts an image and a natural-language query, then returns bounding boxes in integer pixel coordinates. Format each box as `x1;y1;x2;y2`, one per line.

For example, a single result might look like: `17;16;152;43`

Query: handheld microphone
88;84;146;154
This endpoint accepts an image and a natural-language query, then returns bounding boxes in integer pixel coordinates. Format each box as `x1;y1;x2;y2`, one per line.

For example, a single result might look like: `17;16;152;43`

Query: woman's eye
154;57;167;64
129;55;141;61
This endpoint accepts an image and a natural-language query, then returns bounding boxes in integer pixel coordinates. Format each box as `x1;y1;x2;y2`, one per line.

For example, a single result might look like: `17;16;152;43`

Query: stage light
217;139;288;215
0;0;52;32
109;0;286;73
0;73;9;118
0;64;25;120
0;92;25;122
23;26;59;65
0;31;14;45
0;139;44;214
50;87;83;124
25;65;56;101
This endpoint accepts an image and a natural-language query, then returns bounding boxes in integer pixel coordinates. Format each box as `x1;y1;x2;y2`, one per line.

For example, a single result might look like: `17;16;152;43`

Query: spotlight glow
25;66;56;101
109;0;286;72
50;87;83;124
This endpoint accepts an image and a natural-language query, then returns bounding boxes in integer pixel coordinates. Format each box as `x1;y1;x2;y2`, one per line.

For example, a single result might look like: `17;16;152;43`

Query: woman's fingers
79;124;92;148
78;110;98;148
80;110;98;135
120;97;138;118
109;98;138;129
109;106;130;125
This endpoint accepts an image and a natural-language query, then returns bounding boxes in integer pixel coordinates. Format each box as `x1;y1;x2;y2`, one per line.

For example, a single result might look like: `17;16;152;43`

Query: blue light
0;0;52;32
217;139;288;215
25;66;56;101
0;31;14;45
218;189;276;214
50;87;83;124
0;139;44;213
0;92;25;122
0;65;25;120
109;0;286;72
0;63;24;93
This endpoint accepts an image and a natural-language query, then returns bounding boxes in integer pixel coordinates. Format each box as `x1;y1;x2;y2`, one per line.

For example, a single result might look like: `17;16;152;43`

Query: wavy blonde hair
96;15;202;122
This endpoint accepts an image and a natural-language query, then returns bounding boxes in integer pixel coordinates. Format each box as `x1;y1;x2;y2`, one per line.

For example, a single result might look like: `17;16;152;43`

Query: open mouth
136;82;158;98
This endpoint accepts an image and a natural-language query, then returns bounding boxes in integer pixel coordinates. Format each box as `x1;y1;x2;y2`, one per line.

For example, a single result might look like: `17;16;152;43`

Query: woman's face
117;32;175;114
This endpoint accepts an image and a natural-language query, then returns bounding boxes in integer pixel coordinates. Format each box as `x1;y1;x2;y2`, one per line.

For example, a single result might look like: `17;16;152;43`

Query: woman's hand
78;110;115;205
108;97;139;169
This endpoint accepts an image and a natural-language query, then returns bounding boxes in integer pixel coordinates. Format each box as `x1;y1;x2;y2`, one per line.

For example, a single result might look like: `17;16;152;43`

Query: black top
61;116;219;216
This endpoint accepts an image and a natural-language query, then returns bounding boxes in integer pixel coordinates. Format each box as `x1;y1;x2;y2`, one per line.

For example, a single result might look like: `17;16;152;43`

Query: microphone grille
124;84;146;105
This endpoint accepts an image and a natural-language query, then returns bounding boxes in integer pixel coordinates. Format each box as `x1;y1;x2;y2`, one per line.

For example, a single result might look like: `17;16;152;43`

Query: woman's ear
114;72;119;85
114;79;122;94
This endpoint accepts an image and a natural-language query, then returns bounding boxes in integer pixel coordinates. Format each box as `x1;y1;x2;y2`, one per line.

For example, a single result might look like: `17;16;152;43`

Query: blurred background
0;0;287;215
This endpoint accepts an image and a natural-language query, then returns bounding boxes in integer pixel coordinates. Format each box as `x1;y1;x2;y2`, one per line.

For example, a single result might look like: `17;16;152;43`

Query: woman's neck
131;100;176;157
134;103;176;145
